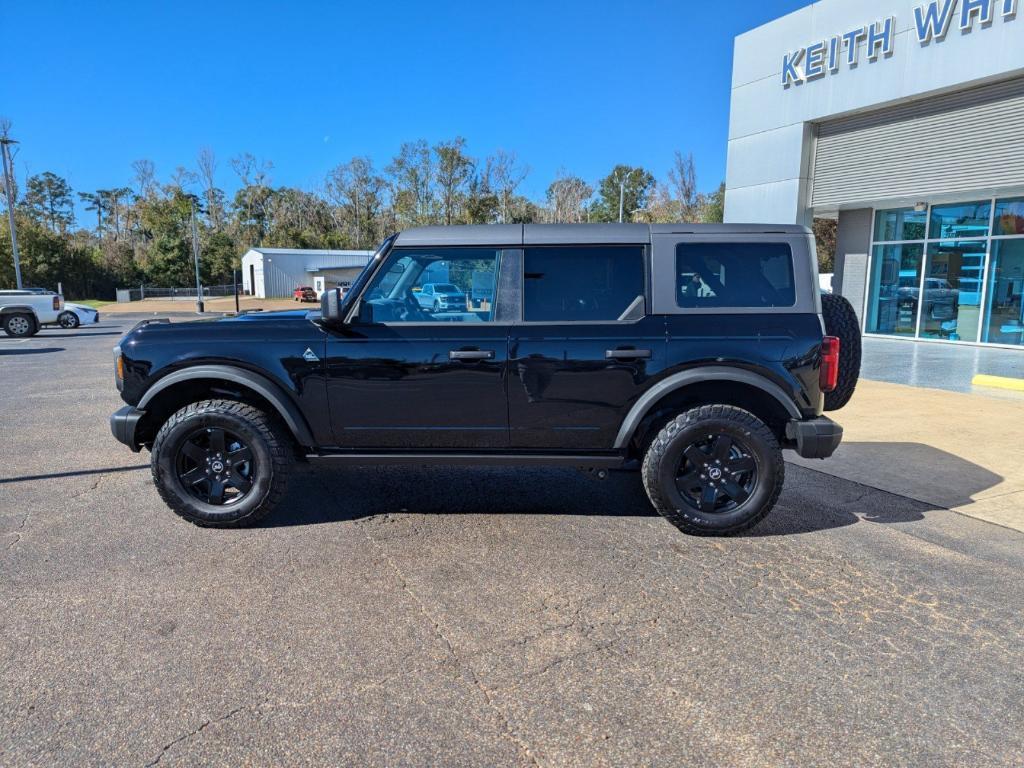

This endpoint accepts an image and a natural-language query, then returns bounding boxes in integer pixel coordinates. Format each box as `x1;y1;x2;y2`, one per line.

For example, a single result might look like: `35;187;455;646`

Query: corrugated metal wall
812;77;1024;208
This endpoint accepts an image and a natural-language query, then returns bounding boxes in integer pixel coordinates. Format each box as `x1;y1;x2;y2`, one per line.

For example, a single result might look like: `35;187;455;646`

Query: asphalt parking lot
2;316;1023;767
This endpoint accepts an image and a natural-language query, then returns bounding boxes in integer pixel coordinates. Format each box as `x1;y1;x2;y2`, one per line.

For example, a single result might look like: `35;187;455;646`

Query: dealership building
725;0;1024;348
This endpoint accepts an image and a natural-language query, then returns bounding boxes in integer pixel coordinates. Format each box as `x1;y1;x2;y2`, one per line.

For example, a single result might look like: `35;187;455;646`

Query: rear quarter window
676;242;796;309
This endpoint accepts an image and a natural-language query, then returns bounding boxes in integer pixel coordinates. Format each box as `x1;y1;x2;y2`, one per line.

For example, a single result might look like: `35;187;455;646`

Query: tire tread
150;398;292;528
642;404;784;536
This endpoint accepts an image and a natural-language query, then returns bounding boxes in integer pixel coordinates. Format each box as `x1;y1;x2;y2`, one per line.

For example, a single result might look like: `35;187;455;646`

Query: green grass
70;299;115;309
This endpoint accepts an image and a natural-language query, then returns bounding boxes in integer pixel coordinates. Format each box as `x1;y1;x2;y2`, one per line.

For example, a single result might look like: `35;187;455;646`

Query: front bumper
111;406;145;452
786;416;843;459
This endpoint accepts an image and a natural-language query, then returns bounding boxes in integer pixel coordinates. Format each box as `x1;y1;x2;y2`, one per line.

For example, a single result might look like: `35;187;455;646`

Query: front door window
359;248;500;324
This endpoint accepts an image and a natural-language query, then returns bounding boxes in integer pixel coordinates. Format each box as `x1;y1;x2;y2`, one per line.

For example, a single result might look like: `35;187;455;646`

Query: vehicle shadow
261;465;658;528
0;347;65;356
265;441;1005;536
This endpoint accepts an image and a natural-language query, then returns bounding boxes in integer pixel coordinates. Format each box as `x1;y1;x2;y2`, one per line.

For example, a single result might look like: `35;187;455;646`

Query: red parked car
293;286;317;302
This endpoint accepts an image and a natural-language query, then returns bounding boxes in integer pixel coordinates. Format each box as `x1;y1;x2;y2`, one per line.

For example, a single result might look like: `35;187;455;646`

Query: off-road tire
3;313;37;337
150;399;293;527
642;405;784;536
821;292;861;411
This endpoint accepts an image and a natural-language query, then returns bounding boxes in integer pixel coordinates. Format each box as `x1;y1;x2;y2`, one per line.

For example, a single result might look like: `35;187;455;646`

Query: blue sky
3;0;808;207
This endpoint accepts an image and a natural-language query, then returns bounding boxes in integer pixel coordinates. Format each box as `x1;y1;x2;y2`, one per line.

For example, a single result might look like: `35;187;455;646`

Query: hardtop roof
393;223;811;247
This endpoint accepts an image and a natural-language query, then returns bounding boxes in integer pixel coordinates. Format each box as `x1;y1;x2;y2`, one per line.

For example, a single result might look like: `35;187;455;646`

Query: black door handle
449;349;495;361
606;348;651;360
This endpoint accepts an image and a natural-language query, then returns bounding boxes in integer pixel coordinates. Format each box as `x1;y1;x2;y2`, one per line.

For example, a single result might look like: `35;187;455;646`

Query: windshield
339;235;397;316
435;284;460;293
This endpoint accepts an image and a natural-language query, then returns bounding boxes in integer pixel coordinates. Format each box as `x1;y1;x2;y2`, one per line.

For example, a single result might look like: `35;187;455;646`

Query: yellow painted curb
972;374;1024;392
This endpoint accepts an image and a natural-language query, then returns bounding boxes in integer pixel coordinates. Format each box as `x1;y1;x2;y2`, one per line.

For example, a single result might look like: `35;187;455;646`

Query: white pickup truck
0;290;65;337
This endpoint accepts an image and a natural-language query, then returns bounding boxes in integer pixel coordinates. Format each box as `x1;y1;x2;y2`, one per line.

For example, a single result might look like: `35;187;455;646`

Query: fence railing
117;284;244;302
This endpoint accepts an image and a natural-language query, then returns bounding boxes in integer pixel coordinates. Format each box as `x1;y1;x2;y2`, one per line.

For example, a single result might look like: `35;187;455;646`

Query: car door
507;243;667;450
325;246;511;449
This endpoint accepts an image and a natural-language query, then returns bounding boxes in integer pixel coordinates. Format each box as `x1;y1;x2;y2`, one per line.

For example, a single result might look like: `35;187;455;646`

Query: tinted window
675;243;795;308
360;248;500;323
523;246;644;322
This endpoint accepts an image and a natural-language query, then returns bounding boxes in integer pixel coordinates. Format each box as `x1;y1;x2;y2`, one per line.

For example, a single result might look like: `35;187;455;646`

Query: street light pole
189;199;204;313
618;180;625;223
0;136;23;290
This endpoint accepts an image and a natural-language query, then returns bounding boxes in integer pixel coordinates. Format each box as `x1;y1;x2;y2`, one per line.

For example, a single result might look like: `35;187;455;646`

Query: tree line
0;129;727;299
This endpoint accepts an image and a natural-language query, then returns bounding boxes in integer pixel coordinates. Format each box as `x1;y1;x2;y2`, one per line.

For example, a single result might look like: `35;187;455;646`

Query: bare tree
196;147;223;230
131;159;157;199
0;117;20;207
386;141;435;227
326;156;386;248
433;137;474;226
667;151;698;222
488;149;529;224
546;172;592;223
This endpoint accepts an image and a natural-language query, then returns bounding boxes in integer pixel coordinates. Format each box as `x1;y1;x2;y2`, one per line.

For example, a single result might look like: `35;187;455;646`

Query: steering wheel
400;289;431;322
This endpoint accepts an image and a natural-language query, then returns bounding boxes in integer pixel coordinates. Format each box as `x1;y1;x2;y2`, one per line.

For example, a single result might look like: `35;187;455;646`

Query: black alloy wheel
674;433;758;514
151;399;292;527
642;404;784;536
174;426;255;506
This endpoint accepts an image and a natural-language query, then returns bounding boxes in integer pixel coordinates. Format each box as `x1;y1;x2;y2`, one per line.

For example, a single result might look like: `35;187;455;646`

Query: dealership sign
782;0;1019;87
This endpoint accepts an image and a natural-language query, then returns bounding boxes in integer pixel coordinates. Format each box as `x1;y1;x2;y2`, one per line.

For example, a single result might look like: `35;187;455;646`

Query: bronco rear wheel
150;399;293;527
821;292;861;411
642;405;784;536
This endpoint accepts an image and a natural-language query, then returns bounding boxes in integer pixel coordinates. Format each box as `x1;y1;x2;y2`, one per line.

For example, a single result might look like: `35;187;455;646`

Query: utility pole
0;135;23;290
189;199;204;313
618;180;625;223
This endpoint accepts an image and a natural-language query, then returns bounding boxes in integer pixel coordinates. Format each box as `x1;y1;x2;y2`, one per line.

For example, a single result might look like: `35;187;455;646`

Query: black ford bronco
111;224;860;535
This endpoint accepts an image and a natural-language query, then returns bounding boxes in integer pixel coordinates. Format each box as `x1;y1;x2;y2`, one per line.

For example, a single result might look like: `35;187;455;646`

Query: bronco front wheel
150;399;293;527
642;405;784;536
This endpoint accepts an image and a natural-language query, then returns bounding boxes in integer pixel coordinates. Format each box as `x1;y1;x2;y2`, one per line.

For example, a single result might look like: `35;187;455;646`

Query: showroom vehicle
414;283;468;313
58;302;101;329
293;286;317;302
0;290;64;337
110;224;858;535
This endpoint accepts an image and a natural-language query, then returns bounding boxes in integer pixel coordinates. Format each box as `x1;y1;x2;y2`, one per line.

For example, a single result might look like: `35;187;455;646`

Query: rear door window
675;242;796;308
523;246;645;322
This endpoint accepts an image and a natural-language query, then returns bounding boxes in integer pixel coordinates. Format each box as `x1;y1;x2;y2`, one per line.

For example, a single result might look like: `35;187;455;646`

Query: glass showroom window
865;241;924;337
874;207;927;242
929;200;992;240
982;197;1024;346
868;199;1024;346
919;240;987;341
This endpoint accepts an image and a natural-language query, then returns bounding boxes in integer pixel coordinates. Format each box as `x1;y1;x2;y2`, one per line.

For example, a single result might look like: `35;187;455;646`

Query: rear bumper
786;416;843;459
111;406;145;452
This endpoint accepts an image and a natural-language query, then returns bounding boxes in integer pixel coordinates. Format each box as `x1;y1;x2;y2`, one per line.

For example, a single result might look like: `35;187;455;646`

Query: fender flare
138;364;316;447
613;366;803;449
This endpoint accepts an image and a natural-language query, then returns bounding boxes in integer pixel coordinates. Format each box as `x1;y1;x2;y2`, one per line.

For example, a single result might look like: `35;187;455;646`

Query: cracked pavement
1;316;1023;767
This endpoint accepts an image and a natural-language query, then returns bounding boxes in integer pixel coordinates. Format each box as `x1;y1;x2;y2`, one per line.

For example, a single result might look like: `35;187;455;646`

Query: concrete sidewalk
791;379;1024;532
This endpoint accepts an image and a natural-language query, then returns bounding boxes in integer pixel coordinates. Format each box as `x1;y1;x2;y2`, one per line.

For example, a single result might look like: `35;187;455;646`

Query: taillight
53;296;60;311
820;336;840;393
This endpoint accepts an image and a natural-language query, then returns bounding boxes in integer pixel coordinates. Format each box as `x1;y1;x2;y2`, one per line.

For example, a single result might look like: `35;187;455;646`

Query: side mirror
320;287;343;322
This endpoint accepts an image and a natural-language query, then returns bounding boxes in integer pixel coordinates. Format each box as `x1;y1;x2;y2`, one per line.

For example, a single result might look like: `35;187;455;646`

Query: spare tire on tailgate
821;293;861;411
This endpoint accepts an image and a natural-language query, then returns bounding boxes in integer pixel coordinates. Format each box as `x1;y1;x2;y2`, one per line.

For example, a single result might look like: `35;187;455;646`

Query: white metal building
726;0;1024;349
241;248;374;299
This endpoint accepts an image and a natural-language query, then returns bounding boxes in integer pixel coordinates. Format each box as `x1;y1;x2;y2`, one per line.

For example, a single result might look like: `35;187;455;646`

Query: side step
306;452;628;470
